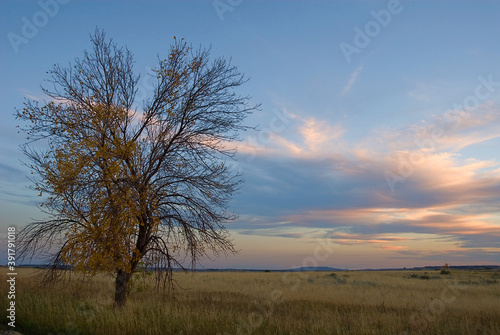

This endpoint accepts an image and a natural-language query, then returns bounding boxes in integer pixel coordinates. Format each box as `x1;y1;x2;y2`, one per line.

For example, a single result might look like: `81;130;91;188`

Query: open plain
1;267;499;334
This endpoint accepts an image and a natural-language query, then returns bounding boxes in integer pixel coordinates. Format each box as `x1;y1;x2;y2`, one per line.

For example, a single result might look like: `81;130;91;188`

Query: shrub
440;263;451;275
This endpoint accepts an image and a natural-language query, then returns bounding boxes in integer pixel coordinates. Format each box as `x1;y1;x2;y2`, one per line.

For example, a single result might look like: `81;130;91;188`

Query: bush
440;264;451;275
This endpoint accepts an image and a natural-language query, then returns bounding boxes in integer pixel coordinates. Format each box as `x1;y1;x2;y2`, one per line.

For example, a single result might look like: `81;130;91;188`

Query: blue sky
1;0;500;269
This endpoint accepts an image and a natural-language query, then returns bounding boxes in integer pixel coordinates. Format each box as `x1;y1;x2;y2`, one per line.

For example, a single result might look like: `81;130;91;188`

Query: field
1;267;500;334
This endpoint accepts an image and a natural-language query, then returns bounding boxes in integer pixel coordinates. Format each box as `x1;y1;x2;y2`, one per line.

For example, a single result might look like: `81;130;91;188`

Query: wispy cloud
341;65;363;96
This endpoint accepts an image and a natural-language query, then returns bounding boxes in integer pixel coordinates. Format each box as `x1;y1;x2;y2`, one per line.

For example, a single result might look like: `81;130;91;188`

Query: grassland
1;267;500;334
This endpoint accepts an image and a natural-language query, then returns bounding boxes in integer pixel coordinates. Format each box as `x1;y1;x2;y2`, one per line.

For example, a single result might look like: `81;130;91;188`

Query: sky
1;0;500;270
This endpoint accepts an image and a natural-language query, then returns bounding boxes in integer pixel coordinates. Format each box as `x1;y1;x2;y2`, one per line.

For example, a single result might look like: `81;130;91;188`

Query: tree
16;29;257;307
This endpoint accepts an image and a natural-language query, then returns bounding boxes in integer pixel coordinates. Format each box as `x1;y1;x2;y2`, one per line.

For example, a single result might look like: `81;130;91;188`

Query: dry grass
1;268;500;334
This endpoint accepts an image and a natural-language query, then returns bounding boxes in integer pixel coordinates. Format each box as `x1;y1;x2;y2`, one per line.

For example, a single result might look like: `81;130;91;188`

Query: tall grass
1;268;499;334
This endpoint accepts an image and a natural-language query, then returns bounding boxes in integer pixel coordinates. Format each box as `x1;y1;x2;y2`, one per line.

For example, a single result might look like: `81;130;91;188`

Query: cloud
380;245;407;251
382;103;500;154
299;118;345;152
341;65;363;96
236;113;346;159
232;101;500;264
19;88;44;101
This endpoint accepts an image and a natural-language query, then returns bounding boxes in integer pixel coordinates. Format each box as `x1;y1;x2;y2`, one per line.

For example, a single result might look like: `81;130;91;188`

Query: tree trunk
114;270;131;308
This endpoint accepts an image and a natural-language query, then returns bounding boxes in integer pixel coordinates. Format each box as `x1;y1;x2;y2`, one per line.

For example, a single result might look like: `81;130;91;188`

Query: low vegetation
1;267;499;334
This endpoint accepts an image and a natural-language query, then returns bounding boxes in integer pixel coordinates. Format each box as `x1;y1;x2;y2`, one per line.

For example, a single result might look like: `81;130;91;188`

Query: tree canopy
16;29;257;306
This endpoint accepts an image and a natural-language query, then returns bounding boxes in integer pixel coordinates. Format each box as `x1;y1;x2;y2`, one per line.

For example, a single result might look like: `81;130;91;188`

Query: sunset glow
1;0;499;270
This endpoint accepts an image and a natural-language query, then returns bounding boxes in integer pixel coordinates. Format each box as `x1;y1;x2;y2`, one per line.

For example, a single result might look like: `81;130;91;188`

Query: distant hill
359;265;500;271
411;265;500;271
6;264;500;272
195;266;348;272
285;266;347;272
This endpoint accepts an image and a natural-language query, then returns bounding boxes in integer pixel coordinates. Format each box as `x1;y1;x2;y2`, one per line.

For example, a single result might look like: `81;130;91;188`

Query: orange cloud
299;118;345;152
380;245;407;251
